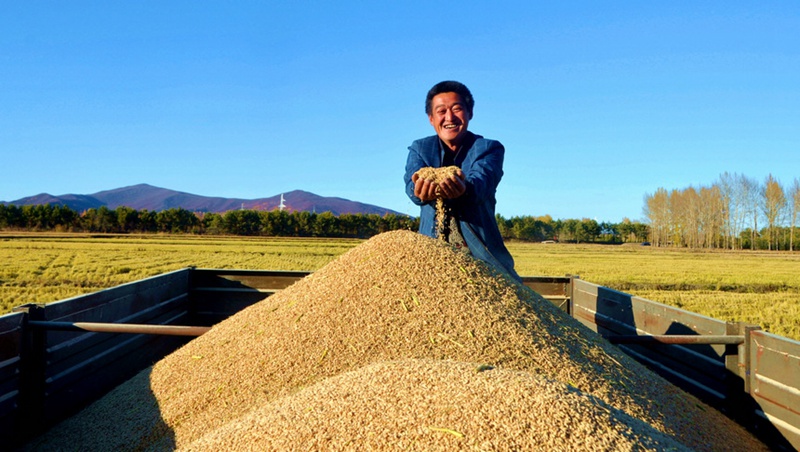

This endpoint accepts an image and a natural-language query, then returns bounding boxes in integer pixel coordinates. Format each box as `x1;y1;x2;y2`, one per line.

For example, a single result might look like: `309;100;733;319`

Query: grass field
2;233;799;340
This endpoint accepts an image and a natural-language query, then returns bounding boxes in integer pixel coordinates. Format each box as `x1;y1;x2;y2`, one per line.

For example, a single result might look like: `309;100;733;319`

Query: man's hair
425;80;474;119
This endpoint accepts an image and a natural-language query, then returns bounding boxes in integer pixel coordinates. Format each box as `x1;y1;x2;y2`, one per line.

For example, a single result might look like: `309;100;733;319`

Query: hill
3;184;405;216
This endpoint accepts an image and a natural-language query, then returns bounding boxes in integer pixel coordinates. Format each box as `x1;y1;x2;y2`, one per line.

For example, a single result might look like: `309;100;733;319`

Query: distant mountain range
3;183;406;216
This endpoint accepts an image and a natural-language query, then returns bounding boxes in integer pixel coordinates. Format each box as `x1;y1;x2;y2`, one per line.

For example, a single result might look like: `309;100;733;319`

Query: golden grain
414;166;461;239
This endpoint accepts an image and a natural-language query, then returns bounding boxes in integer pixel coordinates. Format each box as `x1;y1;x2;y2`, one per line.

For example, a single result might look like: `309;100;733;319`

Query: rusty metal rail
607;334;746;345
27;322;748;345
27;320;211;336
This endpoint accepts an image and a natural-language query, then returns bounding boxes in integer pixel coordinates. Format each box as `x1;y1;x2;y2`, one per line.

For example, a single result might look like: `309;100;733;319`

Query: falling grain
414;165;461;239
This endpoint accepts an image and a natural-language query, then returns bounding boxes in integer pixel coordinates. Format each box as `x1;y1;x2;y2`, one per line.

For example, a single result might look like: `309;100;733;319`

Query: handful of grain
414;165;461;186
28;230;768;451
413;165;462;240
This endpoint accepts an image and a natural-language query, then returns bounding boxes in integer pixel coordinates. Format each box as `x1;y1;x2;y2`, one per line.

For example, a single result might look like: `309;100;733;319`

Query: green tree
82;206;116;233
293;211;316;236
53;205;79;231
116;206;139;233
313;211;339;236
578;218;600;243
138;210;158;232
495;214;512;239
0;205;24;229
156;208;200;233
261;210;293;236
599;221;619;243
202;212;225;234
222;210;261;235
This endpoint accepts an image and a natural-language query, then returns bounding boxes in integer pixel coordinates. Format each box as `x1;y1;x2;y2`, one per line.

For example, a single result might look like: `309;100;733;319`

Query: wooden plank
749;330;800;451
188;269;306;326
0;310;35;448
0;355;21;443
522;276;571;313
29;270;192;429
0;312;24;443
190;268;309;291
574;279;728;337
43;332;187;425
43;269;190;321
46;293;190;370
41;297;193;424
0;312;24;362
572;279;741;410
520;276;570;298
189;290;272;326
0;391;20;450
46;303;191;391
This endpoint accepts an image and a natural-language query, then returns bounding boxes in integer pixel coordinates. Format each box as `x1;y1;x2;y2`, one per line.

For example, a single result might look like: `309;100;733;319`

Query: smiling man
404;81;520;281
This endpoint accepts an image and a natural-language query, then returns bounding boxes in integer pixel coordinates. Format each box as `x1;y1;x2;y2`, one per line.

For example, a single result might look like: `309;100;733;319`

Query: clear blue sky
2;1;798;222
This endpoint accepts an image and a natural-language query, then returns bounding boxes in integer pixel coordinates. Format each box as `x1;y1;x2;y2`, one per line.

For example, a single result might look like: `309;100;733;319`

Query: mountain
4;184;406;216
8;193;105;212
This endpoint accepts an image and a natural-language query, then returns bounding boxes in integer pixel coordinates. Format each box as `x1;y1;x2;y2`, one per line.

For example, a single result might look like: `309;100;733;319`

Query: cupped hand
412;169;465;201
412;173;439;202
437;169;466;199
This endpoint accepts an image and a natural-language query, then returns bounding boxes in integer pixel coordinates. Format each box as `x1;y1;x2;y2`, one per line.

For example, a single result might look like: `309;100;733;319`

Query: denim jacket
404;132;520;281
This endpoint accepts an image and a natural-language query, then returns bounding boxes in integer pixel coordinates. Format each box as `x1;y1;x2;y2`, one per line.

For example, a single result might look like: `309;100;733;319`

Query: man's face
428;92;470;151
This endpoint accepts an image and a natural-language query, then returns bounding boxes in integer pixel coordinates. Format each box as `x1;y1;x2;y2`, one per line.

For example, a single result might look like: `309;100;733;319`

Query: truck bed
2;268;797;450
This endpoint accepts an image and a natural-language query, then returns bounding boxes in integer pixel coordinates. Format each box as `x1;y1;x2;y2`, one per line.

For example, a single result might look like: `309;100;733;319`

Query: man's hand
412;169;465;202
437;168;466;199
412;173;438;202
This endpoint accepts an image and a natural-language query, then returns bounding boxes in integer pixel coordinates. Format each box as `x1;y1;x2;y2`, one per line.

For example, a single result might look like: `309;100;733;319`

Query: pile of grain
184;359;688;451
27;230;767;451
414;165;461;238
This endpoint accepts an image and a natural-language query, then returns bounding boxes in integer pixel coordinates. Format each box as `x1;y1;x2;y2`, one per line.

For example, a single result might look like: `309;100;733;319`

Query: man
404;81;520;281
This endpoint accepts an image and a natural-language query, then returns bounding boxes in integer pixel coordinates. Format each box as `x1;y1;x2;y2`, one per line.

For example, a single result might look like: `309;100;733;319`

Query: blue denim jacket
404;132;520;281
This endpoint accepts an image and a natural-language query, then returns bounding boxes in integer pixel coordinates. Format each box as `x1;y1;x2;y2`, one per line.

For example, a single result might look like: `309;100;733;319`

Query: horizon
2;2;798;223
0;182;629;222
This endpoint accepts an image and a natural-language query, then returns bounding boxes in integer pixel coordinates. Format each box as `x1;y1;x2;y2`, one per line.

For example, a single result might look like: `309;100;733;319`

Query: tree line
7;173;800;250
0;203;650;243
0;204;416;238
644;172;800;250
496;215;649;244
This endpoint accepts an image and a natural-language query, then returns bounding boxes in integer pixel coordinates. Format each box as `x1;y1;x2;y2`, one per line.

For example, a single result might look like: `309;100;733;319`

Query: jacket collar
437;131;476;166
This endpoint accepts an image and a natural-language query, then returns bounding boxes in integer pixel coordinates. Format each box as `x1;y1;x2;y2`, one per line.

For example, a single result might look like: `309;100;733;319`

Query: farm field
508;242;800;340
2;232;799;340
0;233;358;313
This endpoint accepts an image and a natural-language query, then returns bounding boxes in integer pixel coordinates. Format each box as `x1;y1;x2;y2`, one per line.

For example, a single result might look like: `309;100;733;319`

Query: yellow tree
716;172;748;250
762;174;786;250
714;174;733;249
790;178;800;251
742;175;761;250
668;189;686;247
683;186;702;248
699;185;723;249
644;188;669;246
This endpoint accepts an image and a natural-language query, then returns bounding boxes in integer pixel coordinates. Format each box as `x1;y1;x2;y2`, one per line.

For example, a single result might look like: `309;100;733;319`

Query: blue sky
2;2;798;222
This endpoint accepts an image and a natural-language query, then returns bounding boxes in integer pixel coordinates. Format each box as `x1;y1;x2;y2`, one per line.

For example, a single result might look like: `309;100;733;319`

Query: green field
2;233;799;340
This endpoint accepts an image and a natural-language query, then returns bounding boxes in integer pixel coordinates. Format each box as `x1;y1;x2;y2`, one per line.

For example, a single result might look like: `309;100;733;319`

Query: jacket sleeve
459;139;505;207
404;138;435;206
